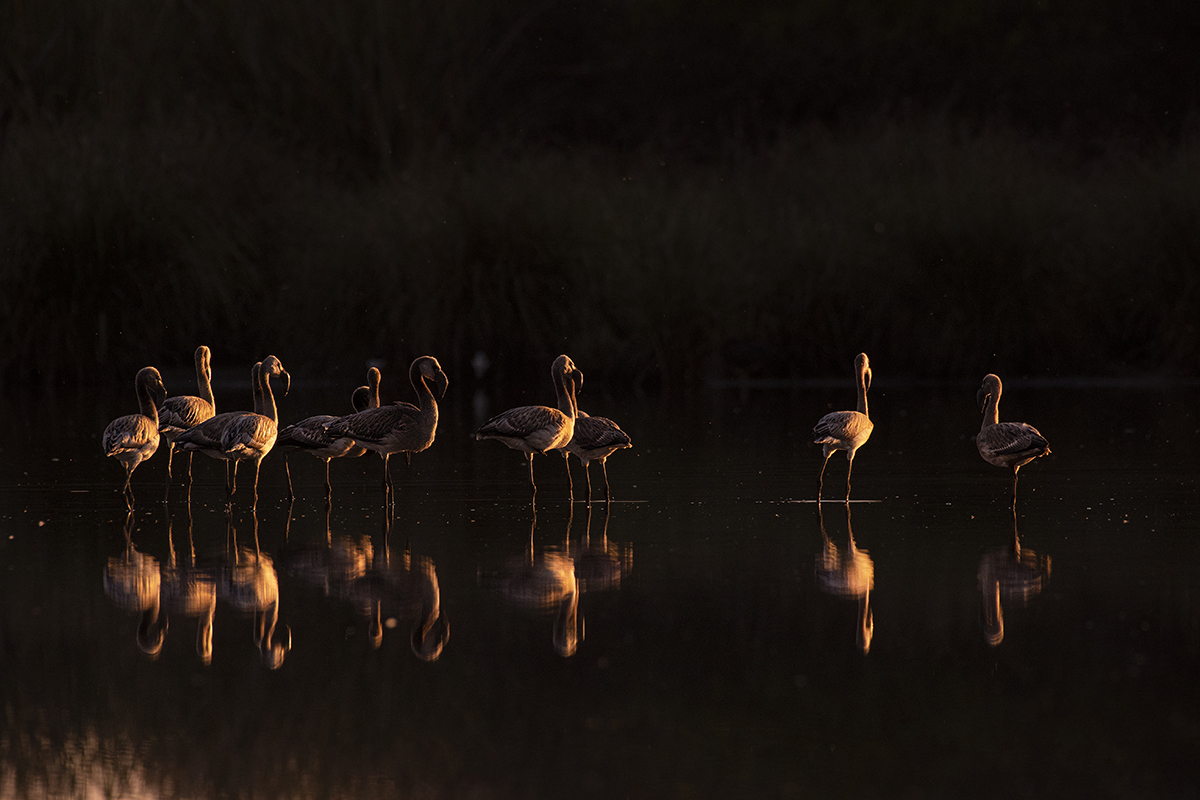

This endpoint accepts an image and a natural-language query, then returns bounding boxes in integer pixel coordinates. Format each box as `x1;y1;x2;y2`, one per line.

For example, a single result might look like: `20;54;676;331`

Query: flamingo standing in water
476;354;580;501
158;345;216;483
174;357;290;499
278;376;378;501
220;356;290;508
566;370;632;504
103;366;168;506
324;357;448;505
975;373;1051;509
812;353;874;501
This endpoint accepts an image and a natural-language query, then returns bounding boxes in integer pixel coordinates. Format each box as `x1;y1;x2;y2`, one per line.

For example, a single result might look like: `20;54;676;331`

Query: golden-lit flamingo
103;366;167;506
976;373;1051;508
324;357;448;504
158;345;216;482
476;354;580;501
812;353;874;501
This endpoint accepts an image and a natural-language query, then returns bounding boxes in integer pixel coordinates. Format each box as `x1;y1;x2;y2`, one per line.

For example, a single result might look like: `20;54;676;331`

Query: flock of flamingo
101;349;634;509
102;348;1051;509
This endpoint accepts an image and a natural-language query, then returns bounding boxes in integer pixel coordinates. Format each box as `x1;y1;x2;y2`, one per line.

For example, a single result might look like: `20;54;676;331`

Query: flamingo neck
413;370;435;412
197;354;215;409
137;378;160;427
260;371;278;424
981;392;1000;430
856;371;869;418
556;372;578;420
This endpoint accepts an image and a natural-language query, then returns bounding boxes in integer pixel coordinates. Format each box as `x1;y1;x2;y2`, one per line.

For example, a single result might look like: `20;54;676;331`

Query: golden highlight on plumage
103;366;168;506
812;353;874;501
476;354;580;500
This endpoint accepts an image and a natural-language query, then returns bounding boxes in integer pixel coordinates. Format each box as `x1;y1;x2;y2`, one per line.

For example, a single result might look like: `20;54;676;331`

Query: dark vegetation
2;0;1199;391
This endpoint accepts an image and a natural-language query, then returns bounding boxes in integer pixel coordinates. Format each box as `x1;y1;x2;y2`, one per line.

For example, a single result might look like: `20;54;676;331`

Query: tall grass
2;1;1198;390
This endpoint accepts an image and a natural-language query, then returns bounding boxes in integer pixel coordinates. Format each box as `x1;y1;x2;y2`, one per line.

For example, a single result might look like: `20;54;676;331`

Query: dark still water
2;381;1198;799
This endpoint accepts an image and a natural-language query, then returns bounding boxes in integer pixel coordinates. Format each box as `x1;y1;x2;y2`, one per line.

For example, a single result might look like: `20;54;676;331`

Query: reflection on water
280;504;449;660
978;509;1052;647
219;515;291;669
479;503;633;658
814;502;874;654
7;385;1199;798
103;510;165;658
161;509;216;664
572;503;633;595
346;516;449;660
479;509;582;657
103;508;293;668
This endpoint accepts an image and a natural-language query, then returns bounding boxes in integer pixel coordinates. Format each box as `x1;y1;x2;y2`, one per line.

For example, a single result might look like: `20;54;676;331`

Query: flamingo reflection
344;515;449;660
281;503;374;599
160;507;217;664
480;510;582;657
977;509;1051;646
218;515;292;668
103;510;166;657
814;502;874;654
571;502;633;595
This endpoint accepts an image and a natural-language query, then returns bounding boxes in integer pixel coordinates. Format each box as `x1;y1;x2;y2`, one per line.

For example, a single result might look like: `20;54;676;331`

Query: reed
2;0;1197;389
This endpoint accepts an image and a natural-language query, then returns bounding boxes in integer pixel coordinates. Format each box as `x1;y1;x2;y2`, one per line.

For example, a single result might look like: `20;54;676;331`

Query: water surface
2;383;1197;798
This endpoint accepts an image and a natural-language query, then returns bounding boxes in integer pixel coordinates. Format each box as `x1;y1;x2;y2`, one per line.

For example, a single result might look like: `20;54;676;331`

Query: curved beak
976;388;990;413
434;368;449;399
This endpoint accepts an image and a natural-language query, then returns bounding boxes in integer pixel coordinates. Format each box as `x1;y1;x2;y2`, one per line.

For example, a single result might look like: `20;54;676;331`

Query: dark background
3;0;1199;393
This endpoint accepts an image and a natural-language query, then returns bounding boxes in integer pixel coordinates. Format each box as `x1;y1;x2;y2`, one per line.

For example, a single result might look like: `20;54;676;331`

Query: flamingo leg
250;458;262;509
563;451;574;501
583;462;593;505
526;453;537;496
165;443;175;481
818;451;834;500
324;459;332;500
845;452;855;501
600;459;612;503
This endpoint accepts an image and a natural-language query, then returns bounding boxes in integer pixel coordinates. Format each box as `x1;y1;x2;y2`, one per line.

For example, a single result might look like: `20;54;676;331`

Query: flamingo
278;377;377;501
174;356;289;499
812;353;874;501
103;366;167;506
976;373;1051;509
476;354;580;501
158;345;216;483
324;357;448;504
220;356;289;508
